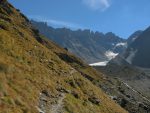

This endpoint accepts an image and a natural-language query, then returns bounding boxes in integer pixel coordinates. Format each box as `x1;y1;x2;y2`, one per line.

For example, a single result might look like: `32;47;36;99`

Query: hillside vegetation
0;0;127;113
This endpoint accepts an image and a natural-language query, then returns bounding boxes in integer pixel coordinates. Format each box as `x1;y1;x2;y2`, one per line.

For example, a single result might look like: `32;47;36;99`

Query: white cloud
82;0;111;11
29;15;84;29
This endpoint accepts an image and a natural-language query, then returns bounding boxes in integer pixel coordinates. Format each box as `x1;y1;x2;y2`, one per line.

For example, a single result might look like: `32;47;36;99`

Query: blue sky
8;0;150;38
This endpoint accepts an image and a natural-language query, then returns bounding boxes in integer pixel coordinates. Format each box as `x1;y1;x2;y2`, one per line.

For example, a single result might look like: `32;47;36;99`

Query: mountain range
31;20;127;64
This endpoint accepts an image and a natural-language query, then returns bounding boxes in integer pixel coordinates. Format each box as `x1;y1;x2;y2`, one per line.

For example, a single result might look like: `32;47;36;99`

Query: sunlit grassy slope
0;0;128;113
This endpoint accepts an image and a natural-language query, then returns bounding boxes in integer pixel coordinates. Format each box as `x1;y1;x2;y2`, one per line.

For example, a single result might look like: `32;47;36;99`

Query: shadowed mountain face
31;20;127;64
122;27;150;68
127;30;143;46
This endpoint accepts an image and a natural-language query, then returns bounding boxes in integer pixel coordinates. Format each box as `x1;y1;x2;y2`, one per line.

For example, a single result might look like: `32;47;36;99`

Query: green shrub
1;97;15;105
0;62;8;73
0;20;10;30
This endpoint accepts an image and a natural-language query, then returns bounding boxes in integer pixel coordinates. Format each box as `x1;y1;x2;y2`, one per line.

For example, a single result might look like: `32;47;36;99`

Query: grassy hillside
0;0;127;113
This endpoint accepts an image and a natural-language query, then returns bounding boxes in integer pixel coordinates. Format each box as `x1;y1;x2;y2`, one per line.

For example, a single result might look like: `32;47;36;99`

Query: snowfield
90;51;118;66
89;61;109;66
115;42;127;47
105;51;118;60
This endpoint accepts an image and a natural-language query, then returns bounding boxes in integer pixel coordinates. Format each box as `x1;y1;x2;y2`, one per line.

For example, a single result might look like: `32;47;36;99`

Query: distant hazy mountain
31;20;127;64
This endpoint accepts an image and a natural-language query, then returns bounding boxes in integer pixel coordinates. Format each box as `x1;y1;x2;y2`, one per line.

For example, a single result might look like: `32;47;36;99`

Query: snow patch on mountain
90;51;118;66
131;36;138;42
89;61;109;66
115;42;127;47
105;51;118;60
